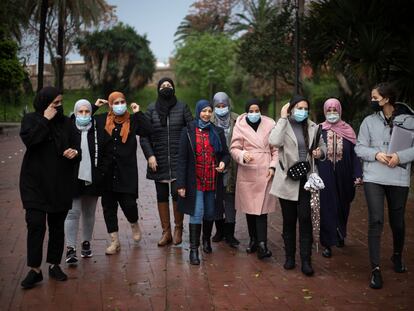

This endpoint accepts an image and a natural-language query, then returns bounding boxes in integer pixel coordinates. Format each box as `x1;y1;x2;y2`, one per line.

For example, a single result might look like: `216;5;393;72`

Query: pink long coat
230;114;278;215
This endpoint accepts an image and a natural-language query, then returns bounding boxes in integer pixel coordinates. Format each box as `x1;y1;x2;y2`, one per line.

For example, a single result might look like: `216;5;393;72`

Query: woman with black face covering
19;86;80;289
355;82;414;289
140;78;193;246
269;95;325;276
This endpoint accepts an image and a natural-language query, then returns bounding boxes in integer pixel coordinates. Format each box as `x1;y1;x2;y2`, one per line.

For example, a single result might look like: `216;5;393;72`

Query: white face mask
112;103;127;116
326;112;340;123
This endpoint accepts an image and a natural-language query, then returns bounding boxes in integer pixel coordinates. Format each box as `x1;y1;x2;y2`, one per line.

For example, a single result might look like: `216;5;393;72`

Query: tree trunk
37;0;48;92
56;0;66;92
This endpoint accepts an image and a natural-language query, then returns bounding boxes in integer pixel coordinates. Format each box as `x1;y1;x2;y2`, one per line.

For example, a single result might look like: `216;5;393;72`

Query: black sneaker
370;267;383;289
49;265;68;281
21;270;43;289
391;254;407;273
81;241;93;258
65;247;78;264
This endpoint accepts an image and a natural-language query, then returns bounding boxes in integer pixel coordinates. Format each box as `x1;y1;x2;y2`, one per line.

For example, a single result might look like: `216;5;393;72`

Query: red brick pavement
0;126;413;311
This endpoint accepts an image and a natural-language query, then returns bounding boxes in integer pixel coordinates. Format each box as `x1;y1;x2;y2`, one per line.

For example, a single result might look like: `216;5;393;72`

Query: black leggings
364;182;408;268
25;209;68;267
155;181;177;203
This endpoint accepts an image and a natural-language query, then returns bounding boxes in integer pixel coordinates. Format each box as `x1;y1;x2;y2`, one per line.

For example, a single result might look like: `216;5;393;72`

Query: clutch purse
287;161;310;181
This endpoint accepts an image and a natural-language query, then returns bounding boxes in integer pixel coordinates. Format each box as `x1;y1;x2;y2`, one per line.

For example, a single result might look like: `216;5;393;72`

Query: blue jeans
190;191;215;224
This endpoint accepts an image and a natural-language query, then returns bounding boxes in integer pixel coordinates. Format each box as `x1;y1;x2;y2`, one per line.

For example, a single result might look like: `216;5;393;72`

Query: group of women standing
19;80;412;291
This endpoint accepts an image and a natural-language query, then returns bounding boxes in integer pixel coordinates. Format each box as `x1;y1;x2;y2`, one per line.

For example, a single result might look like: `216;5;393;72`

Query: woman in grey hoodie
355;82;414;289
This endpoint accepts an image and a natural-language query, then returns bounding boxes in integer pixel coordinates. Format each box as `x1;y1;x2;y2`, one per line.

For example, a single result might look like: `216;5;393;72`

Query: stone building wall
28;62;175;91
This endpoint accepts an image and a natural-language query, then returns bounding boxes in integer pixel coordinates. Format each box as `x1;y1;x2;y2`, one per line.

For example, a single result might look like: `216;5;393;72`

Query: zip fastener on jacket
167;116;172;179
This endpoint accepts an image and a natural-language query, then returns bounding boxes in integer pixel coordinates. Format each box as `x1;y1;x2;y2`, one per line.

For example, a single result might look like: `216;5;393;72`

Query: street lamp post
294;0;300;95
208;69;214;101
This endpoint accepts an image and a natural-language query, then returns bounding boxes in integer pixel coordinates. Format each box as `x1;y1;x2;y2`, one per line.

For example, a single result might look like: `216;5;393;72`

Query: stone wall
28;62;175;91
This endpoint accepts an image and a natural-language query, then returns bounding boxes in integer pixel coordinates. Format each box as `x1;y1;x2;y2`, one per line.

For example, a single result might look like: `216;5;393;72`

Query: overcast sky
66;0;194;63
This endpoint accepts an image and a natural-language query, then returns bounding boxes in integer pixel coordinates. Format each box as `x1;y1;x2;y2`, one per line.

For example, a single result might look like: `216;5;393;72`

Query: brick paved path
0;126;413;311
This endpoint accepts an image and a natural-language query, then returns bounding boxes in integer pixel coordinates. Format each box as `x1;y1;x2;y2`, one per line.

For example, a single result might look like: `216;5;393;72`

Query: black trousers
155;181;178;203
279;179;313;259
101;191;138;233
246;214;268;242
364;182;408;268
25;209;68;268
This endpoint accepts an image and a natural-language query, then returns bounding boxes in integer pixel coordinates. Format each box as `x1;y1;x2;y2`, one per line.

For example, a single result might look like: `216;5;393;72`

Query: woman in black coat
177;99;230;265
140;77;193;246
94;91;153;255
64;99;113;264
20;86;80;289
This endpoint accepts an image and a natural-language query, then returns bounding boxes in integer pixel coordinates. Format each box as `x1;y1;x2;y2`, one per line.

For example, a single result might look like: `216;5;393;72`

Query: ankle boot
172;201;184;245
246;237;258;253
300;238;314;276
157;202;172;246
301;260;314;276
224;222;240;248
130;222;142;243
282;233;296;269
202;220;214;253
212;219;225;242
391;253;407;273
257;241;272;259
189;223;201;265
105;232;120;255
370;266;383;289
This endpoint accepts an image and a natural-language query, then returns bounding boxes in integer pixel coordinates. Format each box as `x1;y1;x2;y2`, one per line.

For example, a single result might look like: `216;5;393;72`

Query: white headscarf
74;99;93;184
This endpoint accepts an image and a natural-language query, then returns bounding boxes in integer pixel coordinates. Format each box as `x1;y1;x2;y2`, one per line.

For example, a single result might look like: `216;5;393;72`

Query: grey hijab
213;92;231;129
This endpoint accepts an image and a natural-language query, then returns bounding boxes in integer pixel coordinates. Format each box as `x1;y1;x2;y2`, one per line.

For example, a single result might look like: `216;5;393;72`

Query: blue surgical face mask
113;103;127;116
247;112;261;123
214;106;229;117
326;112;340;123
76;115;91;127
293;109;308;122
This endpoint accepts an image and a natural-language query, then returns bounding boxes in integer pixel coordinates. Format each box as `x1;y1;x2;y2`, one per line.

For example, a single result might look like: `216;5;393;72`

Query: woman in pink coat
230;99;278;259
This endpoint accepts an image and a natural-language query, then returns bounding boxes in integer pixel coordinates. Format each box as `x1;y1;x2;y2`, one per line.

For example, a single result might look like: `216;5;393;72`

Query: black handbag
287;161;311;181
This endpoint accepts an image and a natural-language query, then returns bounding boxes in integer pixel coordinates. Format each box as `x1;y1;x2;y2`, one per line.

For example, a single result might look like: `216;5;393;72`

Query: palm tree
55;0;110;91
230;0;277;35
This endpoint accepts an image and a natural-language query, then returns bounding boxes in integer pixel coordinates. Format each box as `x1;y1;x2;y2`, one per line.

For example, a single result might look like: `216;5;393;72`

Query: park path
0;126;412;311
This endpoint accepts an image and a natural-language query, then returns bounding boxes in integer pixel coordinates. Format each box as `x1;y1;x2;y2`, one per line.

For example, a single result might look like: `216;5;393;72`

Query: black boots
391;253;407;273
322;246;332;258
282;234;296;270
370;266;383;289
212;219;225;242
224;222;240;248
257;242;272;259
202;220;214;253
300;238;314;276
189;223;201;265
246;238;258;253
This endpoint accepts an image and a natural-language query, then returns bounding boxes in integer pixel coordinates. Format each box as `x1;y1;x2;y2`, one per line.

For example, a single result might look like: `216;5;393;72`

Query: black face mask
371;100;381;112
159;87;174;99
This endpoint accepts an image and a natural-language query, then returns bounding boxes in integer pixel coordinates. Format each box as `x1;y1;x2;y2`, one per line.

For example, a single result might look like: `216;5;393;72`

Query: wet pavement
0;126;413;310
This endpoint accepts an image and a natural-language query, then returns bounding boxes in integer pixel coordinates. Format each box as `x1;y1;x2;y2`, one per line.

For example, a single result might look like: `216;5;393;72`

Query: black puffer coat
140;101;193;181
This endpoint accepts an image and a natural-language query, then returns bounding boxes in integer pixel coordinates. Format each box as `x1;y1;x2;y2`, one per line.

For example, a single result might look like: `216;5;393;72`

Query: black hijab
245;98;262;132
33;86;67;154
155;77;178;127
